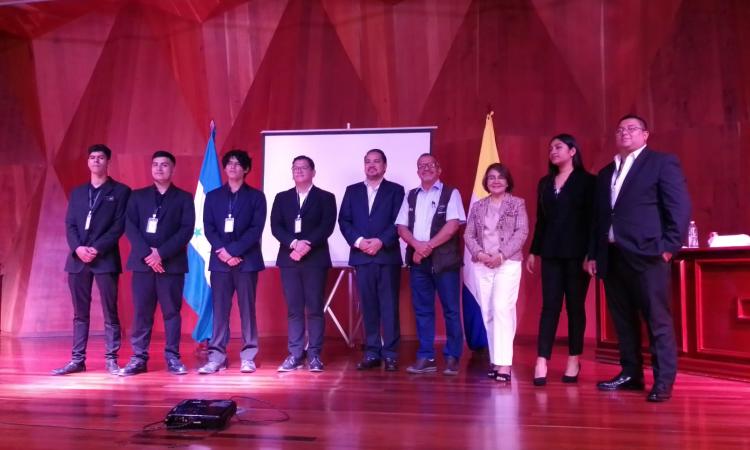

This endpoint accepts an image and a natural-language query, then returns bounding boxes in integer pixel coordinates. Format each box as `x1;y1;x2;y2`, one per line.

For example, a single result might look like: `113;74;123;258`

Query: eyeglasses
615;126;644;135
417;162;438;170
291;165;311;172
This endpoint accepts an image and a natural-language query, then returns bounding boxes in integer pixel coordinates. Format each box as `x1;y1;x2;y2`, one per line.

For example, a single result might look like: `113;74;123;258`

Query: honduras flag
184;121;222;342
462;112;501;351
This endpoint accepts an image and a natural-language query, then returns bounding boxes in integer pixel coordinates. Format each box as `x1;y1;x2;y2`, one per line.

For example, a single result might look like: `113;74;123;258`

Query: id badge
146;216;158;234
224;216;235;233
84;211;92;230
294;216;302;233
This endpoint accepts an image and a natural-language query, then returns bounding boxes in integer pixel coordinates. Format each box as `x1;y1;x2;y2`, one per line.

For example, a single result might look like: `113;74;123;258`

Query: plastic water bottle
687;220;699;248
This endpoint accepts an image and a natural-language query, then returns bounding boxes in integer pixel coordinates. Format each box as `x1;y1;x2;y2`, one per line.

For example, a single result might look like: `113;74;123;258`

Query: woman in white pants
464;163;528;382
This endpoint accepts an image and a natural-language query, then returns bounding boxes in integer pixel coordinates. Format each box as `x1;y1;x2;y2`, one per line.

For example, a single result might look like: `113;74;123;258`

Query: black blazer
65;178;131;274
125;184;195;273
203;183;266;272
270;185;336;268
529;170;595;259
589;148;691;276
338;179;405;266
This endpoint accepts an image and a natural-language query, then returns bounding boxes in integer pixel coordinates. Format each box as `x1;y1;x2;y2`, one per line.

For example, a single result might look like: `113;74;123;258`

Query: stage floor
0;335;748;449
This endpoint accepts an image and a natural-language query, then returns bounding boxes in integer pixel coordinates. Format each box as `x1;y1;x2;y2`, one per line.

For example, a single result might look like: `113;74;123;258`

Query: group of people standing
52;113;691;403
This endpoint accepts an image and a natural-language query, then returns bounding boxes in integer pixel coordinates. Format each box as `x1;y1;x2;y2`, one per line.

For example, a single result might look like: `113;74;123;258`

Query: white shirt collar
614;145;646;167
418;180;443;193
364;179;383;190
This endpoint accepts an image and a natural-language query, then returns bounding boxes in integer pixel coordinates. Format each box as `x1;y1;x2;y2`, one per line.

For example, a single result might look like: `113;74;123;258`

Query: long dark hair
547;133;584;176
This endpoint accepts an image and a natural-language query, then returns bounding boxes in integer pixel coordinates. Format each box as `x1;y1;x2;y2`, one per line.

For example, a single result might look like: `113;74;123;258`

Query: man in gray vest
396;153;466;375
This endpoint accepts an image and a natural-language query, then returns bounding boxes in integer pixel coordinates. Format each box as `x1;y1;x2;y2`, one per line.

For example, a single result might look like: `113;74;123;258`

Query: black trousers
208;269;259;363
355;263;401;360
68;266;121;362
130;272;184;362
536;257;589;359
603;245;677;385
279;267;328;359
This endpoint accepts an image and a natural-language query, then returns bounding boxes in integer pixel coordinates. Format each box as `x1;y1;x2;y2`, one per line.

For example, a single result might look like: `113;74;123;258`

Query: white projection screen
261;127;435;267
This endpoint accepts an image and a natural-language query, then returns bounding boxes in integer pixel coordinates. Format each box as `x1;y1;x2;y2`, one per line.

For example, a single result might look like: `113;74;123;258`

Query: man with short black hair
198;149;266;374
587;114;691;402
52;144;131;376
339;149;405;371
271;155;336;372
121;150;194;376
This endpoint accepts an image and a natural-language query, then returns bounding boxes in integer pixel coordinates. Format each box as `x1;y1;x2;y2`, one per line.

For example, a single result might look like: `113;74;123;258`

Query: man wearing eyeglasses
396;153;466;376
586;114;691;402
270;155;337;372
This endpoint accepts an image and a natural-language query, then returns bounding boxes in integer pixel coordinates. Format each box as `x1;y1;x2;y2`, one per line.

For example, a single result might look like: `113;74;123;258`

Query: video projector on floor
165;399;237;429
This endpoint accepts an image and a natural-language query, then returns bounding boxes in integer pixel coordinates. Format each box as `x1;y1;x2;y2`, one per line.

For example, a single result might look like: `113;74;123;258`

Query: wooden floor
0;335;749;450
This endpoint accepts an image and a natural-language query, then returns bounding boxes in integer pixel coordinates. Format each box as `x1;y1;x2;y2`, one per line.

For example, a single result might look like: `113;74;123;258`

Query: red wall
1;0;749;344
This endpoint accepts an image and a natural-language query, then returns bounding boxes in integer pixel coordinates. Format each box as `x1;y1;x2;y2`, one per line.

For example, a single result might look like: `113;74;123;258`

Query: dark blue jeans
409;260;463;359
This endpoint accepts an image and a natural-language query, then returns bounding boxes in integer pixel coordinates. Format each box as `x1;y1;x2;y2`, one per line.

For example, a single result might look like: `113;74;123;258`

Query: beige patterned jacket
464;194;529;262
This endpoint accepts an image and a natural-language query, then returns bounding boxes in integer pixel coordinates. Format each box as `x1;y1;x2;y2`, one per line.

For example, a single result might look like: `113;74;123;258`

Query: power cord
230;395;290;424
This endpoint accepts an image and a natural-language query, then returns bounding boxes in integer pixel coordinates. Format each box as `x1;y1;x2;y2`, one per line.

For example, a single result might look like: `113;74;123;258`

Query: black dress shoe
384;358;398;372
356;356;382;370
167;358;188;375
51;360;86;376
597;373;645;391
647;383;673;402
562;363;581;383
119;358;147;377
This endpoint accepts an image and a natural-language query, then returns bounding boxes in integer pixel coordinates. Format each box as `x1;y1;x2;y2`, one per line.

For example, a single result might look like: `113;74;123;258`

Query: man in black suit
52;144;131;376
271;155;336;372
120;150;195;376
587;114;691;402
198;150;266;374
339;149;405;372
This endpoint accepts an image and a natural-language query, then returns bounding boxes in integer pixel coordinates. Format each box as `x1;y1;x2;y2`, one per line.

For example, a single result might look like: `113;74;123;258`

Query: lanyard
228;189;239;216
153;190;166;218
88;187;102;212
296;189;310;217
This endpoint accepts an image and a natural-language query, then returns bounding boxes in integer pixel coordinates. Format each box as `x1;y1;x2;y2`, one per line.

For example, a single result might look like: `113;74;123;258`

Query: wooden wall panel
0;0;748;352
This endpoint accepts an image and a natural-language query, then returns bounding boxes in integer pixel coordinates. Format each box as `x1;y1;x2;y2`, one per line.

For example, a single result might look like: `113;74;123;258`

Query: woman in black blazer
526;134;595;386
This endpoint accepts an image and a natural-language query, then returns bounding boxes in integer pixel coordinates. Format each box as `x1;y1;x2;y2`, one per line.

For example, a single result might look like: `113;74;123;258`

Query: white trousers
472;260;522;366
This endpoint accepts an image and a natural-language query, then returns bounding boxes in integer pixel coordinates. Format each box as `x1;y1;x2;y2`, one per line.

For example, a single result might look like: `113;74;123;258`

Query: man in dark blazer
198;149;266;375
587;114;691;402
271;155;336;372
52;144;131;376
339;149;405;372
120;150;195;376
